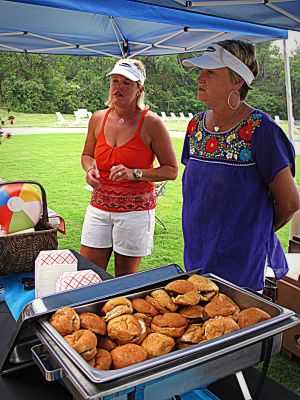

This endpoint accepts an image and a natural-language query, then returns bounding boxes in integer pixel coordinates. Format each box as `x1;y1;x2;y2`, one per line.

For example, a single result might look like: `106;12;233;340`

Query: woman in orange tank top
80;59;178;277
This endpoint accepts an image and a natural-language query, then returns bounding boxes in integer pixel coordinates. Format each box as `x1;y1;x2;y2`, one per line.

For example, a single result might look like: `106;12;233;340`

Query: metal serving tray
35;273;297;385
0;264;185;374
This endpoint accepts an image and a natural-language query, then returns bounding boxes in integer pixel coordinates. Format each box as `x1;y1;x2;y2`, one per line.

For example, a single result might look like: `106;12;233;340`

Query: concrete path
2;126;186;138
3;126;300;154
2;126;87;134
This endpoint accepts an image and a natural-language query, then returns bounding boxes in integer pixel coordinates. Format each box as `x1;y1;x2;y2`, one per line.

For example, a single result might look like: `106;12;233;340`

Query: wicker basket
0;180;58;275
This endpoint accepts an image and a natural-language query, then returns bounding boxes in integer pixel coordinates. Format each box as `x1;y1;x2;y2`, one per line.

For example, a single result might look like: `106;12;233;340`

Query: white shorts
81;204;155;257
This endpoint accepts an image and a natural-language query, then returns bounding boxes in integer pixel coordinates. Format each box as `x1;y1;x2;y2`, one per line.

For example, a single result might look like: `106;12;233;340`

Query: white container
35;249;77;298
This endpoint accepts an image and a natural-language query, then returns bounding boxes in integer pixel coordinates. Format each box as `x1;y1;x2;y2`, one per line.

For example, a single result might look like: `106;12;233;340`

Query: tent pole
283;38;300;240
283;39;293;142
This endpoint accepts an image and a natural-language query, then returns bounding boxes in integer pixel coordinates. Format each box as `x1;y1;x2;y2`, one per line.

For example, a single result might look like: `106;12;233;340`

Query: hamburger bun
151;312;188;337
165;280;200;306
204;293;240;319
111;344;148;369
97;335;118;352
177;324;203;346
133;312;153;328
141;333;175;357
145;289;178;313
79;312;106;335
64;329;97;360
87;357;96;367
177;342;193;350
100;297;133;322
132;298;158;317
130;318;149;345
49;306;80;336
187;275;219;301
94;348;112;370
107;314;141;344
202;317;240;341
238;307;271;328
178;305;208;323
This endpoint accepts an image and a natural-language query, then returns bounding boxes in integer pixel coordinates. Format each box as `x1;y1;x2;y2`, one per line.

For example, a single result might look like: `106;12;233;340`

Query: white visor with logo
107;60;145;85
183;44;254;86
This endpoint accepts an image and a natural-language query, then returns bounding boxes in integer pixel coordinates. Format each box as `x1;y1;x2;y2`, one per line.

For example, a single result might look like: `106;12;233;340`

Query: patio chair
274;115;281;123
188;113;194;120
55;112;75;126
161;112;172;122
155;181;168;230
74;110;88;125
170;112;179;121
77;108;88;118
179;112;187;121
87;111;93;119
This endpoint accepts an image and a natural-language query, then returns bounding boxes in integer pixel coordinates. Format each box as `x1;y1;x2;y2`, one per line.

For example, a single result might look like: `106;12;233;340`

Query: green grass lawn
1;114;300;395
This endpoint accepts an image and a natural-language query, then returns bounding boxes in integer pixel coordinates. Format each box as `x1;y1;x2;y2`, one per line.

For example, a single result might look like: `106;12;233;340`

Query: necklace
211;104;243;132
113;109;136;126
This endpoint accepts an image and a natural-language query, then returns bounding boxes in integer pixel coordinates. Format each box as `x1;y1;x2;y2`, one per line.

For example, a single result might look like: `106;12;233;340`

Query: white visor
183;44;254;86
107;60;145;85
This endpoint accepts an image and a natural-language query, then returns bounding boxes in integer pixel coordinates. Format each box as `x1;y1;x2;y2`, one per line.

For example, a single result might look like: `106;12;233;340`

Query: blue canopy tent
0;0;287;57
128;0;300;32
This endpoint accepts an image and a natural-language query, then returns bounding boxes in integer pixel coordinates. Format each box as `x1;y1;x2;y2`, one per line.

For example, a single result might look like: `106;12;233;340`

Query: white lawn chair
77;108;88;118
274;115;281;123
87;111;93;119
188;113;194;120
170;112;179;121
161;112;172;121
74;111;88;125
179;112;187;121
55;112;75;126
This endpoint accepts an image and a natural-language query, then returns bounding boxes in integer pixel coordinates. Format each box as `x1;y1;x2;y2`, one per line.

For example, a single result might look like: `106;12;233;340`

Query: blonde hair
106;59;146;110
216;40;259;101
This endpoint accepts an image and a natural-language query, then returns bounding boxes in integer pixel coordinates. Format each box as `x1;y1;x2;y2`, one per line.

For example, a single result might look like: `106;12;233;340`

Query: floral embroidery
196;131;202;141
187;111;262;165
239;148;252;161
187;120;197;136
92;184;156;211
206;137;219;153
239;124;252;142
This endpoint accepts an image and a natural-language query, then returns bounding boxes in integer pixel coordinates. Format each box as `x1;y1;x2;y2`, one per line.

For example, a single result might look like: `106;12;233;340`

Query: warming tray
0;264;185;374
34;273;299;385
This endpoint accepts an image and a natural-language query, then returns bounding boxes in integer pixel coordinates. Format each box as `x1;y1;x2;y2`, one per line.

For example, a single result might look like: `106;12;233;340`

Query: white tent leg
235;371;253;400
283;39;300;240
283;39;294;142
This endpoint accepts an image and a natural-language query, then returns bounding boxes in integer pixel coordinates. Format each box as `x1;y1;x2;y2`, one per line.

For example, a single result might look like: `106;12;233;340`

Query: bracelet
86;166;94;174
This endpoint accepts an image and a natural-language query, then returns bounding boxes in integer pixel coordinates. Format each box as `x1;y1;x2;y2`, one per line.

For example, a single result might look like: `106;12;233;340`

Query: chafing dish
34;275;297;384
2;267;299;400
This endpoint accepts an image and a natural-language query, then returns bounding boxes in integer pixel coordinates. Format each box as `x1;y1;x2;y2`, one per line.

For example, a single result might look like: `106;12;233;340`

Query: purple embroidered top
181;110;295;291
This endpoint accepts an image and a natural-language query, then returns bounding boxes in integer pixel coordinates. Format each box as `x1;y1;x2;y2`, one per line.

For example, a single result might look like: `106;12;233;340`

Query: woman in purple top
181;40;300;291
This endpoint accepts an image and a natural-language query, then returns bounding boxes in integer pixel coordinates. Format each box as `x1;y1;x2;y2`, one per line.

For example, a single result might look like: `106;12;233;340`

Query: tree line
0;42;299;119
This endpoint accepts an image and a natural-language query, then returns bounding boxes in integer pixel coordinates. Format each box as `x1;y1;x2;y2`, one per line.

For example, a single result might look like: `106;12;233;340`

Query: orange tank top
91;108;156;212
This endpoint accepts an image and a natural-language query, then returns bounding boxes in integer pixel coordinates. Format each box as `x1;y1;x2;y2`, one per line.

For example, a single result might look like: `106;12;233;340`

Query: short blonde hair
106;59;146;110
216;40;259;100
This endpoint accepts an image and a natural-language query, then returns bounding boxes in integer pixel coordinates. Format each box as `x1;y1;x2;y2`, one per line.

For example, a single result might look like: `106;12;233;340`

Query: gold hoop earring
227;90;240;110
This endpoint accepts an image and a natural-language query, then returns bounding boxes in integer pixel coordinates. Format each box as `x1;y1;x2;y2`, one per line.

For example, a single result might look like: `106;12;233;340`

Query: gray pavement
2;126;186;138
3;126;300;154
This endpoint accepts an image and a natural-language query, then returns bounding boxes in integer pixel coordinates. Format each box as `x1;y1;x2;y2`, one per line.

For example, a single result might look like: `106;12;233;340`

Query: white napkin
56;269;102;293
35;249;77;298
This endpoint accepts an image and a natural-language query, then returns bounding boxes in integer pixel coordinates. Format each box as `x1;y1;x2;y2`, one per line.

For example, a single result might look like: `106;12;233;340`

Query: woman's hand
86;167;101;189
109;164;135;181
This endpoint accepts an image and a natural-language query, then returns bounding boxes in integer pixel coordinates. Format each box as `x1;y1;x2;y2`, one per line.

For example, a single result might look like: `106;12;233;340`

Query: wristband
86;166;94;174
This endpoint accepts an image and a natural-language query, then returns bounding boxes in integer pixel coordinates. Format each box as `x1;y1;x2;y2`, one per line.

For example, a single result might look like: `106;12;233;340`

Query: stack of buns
49;275;271;370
